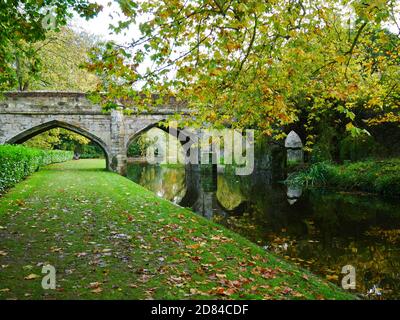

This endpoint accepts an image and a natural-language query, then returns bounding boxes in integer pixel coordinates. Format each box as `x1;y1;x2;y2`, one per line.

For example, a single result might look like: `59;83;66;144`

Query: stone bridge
0;91;187;174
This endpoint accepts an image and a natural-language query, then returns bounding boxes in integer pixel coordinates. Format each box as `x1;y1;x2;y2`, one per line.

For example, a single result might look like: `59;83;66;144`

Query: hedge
0;145;73;193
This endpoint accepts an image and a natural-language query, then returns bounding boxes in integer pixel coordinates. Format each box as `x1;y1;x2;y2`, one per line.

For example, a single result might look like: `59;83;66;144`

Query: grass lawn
0;159;353;300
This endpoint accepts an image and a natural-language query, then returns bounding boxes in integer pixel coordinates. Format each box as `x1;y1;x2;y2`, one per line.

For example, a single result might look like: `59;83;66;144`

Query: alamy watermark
341;265;356;290
41;7;57;31
145;121;255;176
41;264;56;290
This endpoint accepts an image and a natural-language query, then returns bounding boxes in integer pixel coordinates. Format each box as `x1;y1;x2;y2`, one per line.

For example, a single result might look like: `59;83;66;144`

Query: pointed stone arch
6;120;111;169
126;121;194;165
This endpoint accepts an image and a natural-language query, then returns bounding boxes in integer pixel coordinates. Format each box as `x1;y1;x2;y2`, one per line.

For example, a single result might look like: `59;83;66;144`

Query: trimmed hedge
0;145;73;193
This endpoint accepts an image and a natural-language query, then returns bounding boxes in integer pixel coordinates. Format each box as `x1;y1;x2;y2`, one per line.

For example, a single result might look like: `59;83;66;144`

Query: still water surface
127;163;400;299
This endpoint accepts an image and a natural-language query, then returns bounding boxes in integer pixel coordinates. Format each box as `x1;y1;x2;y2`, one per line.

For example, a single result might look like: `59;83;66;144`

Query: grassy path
0;160;353;300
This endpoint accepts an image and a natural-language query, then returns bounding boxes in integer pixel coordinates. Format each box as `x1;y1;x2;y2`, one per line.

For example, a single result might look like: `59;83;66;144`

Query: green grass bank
286;159;400;197
0;159;353;300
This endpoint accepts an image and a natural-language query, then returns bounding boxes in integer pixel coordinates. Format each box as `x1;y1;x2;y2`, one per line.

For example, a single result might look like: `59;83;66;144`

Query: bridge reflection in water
127;162;400;300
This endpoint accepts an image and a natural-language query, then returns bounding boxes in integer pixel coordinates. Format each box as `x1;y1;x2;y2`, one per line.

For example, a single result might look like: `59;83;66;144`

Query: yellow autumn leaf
91;287;103;294
326;275;339;281
24;274;40;280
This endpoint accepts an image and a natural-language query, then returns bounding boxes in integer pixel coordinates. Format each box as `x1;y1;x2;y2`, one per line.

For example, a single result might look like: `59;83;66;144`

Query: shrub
286;159;400;197
286;162;334;187
0;145;73;193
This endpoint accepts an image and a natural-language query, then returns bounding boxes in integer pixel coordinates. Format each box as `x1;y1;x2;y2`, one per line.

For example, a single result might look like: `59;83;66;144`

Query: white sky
71;1;399;45
70;0;154;81
70;0;140;45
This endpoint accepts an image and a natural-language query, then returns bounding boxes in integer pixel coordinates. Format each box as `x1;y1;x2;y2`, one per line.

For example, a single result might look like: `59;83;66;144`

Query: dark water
127;163;400;299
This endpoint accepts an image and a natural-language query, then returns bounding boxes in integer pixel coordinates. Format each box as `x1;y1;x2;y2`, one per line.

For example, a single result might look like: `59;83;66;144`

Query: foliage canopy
84;0;399;148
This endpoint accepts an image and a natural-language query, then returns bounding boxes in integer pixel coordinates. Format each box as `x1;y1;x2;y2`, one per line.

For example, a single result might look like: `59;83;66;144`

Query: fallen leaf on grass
16;199;26;207
291;291;304;298
213;287;236;296
210;235;231;243
0;251;8;256
91;287;103;294
281;287;293;295
186;244;201;250
189;288;208;296
326;275;339;281
191;256;201;262
138;274;153;283
24;274;40;280
76;252;87;257
251;266;277;279
89;282;101;289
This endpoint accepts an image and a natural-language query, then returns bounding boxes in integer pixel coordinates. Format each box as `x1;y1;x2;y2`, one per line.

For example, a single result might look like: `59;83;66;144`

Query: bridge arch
126;121;195;164
6;120;111;168
126;121;192;150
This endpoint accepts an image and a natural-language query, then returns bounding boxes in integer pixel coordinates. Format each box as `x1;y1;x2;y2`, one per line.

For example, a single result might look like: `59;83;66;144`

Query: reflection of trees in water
212;177;400;299
127;164;187;204
181;168;222;219
216;175;246;211
246;190;400;299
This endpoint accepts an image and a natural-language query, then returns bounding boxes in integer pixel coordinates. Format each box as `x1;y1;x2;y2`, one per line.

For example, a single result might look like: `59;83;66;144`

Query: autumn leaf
281;287;293;295
213;287;236;296
76;252;87;257
251;266;277;279
186;244;201;249
91;287;103;294
24;274;40;280
89;282;101;289
326;275;339;281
